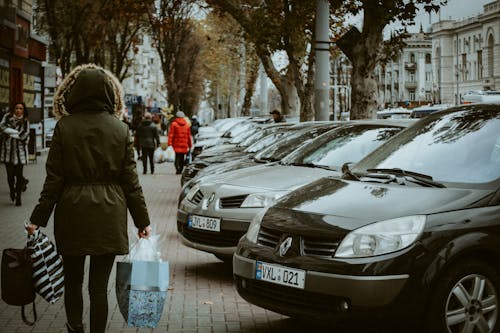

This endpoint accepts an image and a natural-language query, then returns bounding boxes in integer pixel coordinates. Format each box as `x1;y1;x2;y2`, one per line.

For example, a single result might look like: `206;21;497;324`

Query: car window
244;132;289;153
282;125;402;168
254;126;333;160
354;106;500;183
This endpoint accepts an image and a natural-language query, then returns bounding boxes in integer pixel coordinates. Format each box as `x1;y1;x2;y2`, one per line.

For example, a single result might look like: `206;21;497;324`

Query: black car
234;104;500;332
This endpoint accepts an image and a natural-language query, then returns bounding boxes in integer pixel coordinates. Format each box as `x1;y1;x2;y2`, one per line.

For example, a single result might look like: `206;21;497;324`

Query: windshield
238;130;265;147
254;126;334;161
281;125;403;169
354;105;500;183
228;123;258;143
244;132;290;153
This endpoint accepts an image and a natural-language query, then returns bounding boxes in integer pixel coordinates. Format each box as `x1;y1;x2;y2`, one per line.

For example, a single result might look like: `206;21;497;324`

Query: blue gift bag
116;259;169;328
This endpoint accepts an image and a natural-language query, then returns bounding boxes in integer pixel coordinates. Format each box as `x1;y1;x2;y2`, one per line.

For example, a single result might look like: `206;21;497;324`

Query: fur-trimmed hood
53;64;124;119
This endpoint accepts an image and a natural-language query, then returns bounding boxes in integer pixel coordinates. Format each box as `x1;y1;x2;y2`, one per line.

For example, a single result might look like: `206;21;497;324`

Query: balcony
405;62;417;71
404;81;417;89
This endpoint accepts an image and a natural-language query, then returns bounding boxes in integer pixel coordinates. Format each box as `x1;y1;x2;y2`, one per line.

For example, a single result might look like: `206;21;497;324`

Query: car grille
257;226;339;259
302;238;339;258
177;221;245;247
219;195;248;208
257;226;281;248
189;189;204;205
236;277;342;314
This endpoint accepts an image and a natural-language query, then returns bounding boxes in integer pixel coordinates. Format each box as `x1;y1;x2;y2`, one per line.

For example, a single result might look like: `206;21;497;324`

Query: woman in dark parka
26;64;152;333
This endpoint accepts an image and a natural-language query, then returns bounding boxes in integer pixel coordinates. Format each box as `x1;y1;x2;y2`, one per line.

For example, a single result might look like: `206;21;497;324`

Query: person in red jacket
168;111;192;174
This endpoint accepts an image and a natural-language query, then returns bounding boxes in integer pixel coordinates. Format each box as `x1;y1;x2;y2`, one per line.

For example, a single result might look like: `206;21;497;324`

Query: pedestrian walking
190;115;200;142
168;111;192;174
25;64;152;333
270;109;286;123
135;112;160;174
0;101;30;206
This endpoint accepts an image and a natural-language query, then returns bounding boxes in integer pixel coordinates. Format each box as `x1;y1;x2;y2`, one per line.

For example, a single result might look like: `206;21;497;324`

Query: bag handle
21;302;37;326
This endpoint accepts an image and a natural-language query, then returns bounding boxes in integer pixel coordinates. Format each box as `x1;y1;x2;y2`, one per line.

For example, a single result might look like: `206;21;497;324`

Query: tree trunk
347;18;384;119
350;58;378;120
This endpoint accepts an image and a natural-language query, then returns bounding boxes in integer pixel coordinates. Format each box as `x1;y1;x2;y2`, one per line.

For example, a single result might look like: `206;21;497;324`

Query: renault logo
279;236;293;257
202;193;216;210
207;193;215;204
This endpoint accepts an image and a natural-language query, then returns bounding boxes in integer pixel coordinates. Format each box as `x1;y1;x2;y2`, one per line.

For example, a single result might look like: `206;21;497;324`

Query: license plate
255;261;305;289
188;215;221;232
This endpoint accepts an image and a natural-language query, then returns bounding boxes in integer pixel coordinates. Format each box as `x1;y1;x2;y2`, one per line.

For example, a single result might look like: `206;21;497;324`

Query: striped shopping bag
27;231;64;304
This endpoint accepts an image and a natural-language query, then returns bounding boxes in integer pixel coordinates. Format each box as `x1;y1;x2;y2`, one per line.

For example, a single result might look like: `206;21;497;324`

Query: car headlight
334;215;426;258
240;191;288;208
185;183;200;201
245;207;269;243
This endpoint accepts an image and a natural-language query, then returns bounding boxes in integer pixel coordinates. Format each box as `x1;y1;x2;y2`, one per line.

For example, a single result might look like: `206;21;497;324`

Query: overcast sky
385;0;493;36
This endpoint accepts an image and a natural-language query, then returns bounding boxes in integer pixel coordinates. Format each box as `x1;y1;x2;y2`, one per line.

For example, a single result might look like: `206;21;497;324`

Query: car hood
197;151;250;164
197;144;241;157
272;177;495;231
196;157;258;179
194;137;228;148
204;164;340;191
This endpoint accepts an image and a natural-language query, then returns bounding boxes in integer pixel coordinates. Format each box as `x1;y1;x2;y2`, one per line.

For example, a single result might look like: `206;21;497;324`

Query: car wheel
428;260;499;333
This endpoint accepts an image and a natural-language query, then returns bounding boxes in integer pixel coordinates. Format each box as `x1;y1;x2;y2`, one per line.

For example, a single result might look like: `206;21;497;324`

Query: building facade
121;33;165;121
0;0;46;121
431;0;500;104
375;29;434;108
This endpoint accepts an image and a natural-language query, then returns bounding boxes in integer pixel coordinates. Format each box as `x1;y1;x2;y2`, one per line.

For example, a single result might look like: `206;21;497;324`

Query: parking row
177;104;500;332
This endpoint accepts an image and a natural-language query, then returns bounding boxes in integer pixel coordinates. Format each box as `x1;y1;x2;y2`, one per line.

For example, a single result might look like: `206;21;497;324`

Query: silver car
177;120;413;261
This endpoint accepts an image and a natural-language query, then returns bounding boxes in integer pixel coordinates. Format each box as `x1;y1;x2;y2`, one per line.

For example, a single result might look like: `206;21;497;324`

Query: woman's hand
138;225;151;239
25;223;39;235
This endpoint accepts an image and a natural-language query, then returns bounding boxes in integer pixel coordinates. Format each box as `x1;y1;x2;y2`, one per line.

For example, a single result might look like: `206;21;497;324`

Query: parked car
410;104;453;118
376;107;412;119
234;103;500;332
189;121;343;186
193;117;271;157
177;120;412;262
182;123;294;185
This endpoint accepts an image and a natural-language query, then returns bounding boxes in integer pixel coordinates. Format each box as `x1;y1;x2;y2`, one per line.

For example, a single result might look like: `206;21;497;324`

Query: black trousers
5;163;24;196
63;254;115;333
175;153;186;174
141;147;155;174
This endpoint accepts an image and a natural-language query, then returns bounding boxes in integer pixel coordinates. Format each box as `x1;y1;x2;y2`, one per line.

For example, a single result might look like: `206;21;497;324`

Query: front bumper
177;208;250;255
233;253;408;308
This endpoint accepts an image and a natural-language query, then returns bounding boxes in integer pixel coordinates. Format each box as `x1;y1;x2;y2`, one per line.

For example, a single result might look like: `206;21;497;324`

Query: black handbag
1;248;37;325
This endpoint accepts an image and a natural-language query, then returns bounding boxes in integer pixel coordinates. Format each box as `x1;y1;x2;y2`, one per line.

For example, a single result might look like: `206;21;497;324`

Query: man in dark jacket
136;112;160;174
190;115;200;141
270;109;286;123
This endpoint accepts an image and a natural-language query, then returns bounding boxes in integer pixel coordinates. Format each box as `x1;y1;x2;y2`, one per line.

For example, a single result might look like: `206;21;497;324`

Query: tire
427;260;500;333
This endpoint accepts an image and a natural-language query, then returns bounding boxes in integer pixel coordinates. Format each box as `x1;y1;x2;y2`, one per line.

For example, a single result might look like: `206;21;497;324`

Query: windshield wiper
366;168;446;188
341;162;360;181
288;162;336;171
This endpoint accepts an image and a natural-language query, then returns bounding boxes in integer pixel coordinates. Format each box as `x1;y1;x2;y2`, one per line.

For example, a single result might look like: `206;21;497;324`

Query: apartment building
375;28;433;108
121;33;165;119
431;0;500;104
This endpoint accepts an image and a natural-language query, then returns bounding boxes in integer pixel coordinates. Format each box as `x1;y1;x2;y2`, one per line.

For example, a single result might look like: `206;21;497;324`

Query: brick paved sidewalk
0;151;342;333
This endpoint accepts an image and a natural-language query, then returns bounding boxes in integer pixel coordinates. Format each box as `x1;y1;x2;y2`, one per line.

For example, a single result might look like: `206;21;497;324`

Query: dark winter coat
168;117;192;153
0;113;30;165
190;118;200;136
30;65;150;256
135;119;160;149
